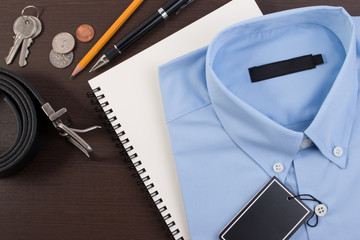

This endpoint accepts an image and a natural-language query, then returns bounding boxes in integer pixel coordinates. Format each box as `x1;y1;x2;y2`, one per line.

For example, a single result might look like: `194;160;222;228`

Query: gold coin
76;24;95;42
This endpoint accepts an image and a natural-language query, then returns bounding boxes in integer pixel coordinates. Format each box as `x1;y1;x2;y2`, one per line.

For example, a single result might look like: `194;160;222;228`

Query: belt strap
0;68;97;177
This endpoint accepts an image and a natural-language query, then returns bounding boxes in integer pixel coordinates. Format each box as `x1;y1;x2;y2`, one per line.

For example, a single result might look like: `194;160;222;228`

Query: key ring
21;5;40;24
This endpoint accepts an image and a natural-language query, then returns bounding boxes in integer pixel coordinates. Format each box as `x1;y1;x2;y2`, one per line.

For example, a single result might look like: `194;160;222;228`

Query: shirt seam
283;119;313;128
167;103;212;124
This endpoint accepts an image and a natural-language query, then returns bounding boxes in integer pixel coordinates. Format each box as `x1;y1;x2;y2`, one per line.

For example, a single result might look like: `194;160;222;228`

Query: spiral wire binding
88;87;183;240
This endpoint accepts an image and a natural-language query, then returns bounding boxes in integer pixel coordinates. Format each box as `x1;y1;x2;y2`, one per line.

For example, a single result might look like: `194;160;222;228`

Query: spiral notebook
88;1;262;239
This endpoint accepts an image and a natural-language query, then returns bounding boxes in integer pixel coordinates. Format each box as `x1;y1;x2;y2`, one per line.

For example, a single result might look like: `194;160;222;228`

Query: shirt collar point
316;143;348;169
306;129;350;169
326;154;347;169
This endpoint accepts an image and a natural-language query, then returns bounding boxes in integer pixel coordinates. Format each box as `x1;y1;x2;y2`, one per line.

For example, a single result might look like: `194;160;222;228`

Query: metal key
19;16;42;67
5;16;36;65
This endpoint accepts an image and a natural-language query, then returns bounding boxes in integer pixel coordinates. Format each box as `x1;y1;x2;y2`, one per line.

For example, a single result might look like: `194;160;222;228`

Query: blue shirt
159;6;360;240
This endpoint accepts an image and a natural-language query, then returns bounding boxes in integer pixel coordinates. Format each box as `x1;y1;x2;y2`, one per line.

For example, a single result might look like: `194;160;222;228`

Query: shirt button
273;163;284;173
315;204;328;217
333;146;343;157
300;138;312;149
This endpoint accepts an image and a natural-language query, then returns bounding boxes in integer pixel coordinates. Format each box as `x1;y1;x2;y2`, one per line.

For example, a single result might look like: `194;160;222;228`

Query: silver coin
49;49;73;68
52;32;75;54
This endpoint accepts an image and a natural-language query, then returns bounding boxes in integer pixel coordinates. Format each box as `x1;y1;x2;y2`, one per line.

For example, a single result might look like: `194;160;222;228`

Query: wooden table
0;0;359;239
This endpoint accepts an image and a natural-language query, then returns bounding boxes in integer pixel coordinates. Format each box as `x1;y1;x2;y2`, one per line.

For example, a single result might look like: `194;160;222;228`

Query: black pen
90;0;194;72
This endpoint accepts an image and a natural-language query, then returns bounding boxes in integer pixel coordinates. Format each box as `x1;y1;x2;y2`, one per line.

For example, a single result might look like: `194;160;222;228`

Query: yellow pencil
70;0;144;79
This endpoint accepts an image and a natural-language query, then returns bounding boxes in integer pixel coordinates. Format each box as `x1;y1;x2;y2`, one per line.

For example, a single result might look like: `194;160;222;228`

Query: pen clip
176;0;194;15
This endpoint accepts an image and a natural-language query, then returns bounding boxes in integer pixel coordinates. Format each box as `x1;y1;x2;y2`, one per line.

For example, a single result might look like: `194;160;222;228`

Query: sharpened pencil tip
70;65;84;79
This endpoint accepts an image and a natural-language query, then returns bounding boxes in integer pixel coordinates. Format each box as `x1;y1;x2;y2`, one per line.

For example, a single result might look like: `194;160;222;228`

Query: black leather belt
0;68;98;177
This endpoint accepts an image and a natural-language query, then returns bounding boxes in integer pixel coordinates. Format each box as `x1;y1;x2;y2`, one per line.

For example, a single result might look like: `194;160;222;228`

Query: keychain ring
21;5;40;23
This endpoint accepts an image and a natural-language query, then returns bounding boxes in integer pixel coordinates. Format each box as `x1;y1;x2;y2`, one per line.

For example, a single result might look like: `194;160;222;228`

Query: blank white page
89;1;262;239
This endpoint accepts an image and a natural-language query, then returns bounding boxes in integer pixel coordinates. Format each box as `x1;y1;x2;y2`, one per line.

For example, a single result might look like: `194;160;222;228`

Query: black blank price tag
219;177;313;240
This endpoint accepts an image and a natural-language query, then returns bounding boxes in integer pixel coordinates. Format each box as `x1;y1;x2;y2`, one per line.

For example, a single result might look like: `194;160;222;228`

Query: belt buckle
41;103;100;157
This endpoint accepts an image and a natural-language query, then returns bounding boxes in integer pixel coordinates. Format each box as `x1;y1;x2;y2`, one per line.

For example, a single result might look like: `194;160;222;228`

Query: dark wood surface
0;0;359;239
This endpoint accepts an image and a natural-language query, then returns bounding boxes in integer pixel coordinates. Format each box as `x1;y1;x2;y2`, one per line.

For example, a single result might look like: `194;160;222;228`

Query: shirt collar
205;6;358;176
